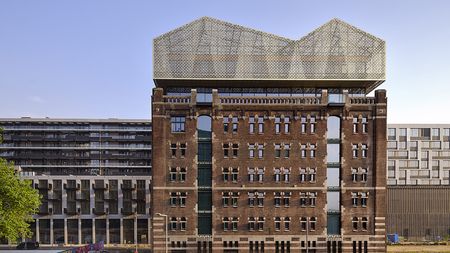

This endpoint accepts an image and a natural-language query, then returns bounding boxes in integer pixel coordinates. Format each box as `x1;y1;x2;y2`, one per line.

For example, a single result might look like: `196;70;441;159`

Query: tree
0;127;41;242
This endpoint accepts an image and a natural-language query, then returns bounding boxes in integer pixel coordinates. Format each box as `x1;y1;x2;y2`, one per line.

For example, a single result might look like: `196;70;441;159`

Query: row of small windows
167;167;368;184
171;115;371;134
388;127;450;139
221;217;317;232
388;140;450;150
166;191;369;208
166;217;369;233
223;143;318;158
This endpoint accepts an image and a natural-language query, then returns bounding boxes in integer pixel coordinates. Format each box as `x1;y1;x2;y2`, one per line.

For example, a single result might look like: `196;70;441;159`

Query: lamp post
155;213;168;253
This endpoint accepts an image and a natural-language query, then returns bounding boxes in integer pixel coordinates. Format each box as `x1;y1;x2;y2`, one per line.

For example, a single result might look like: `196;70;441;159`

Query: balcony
92;182;108;190
47;192;63;201
76;192;90;201
64;207;80;215
38;205;52;215
121;207;136;215
121;183;136;191
163;95;191;104
64;183;80;190
35;182;52;190
350;97;376;105
104;192;118;201
93;207;107;215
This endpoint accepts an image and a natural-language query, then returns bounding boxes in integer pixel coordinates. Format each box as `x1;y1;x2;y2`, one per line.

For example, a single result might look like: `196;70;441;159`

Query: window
232;144;239;157
232;116;238;133
248;192;255;207
300;217;307;231
274;217;281;231
231;217;238;231
258;144;264;158
248;217;256;231
352;144;358;158
361;217;368;231
283;168;290;183
223;168;230;182
399;128;407;136
432;128;440;138
248;168;255;182
284;117;290;133
284;144;290;158
170;217;177;231
180;192;187;207
301;144;307;158
223;117;229;133
301;116;307;133
258;117;264;133
231;192;239;207
310;144;316;157
180;217;187;231
309;168;316;182
351;168;358;182
257;192;265;207
223;217;230;231
249;116;255;134
353;117;358;133
274;192;281;207
300;192;307;207
310;217;317;231
362;117;368;133
275;144;281;158
361;192;368;207
257;217;265;231
411;128;419;137
231;168;238;182
300;168;306;183
170;192;177;206
283;192;291;207
284;217;290;231
171;116;186;132
249;144;255;158
222;192;230;207
310;116;316;133
352;217;358;231
275;117;281;134
444;128;450;137
361;168;368;182
398;141;406;149
309;192;317;206
274;168;281;182
223;143;229;158
352;192;358;206
257;168;264;182
170;168;177;182
171;143;177;157
388;128;396;140
179;168;186;181
362;144;368;158
180;143;186;157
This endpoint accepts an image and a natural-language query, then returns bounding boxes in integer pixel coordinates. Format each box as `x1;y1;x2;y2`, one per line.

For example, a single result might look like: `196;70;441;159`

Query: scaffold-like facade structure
153;17;385;92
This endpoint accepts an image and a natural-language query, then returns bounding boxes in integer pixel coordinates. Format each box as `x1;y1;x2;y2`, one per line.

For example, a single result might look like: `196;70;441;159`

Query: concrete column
50;219;54;245
36;219;40;243
120;218;124;244
78;219;81;245
64;219;68;245
106;218;110;245
147;218;151;245
134;217;138;244
92;218;96;243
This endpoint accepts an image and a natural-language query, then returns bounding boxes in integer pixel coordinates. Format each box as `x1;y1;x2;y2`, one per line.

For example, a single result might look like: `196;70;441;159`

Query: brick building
151;17;387;253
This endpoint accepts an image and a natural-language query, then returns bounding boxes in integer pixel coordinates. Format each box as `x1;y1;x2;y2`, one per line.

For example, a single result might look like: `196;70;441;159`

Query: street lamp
155;213;168;253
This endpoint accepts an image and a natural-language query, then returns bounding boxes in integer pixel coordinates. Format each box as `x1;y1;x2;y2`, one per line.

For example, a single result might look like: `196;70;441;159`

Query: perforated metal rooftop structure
153;17;385;93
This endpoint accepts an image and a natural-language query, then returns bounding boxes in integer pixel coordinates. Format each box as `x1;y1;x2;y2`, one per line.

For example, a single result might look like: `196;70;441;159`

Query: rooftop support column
64;219;68;245
106;218;110;245
50;218;54;245
78;219;81;245
92;218;96;243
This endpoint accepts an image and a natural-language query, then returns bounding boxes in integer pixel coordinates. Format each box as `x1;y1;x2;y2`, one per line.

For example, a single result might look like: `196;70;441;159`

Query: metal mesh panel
153;17;385;81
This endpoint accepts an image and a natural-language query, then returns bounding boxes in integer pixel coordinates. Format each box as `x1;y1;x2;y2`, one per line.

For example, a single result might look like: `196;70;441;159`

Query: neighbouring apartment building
0;118;152;247
386;124;450;241
151;17;387;253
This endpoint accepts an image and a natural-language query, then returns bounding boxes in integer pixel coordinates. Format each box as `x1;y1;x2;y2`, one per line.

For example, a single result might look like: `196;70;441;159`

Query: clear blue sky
1;0;449;123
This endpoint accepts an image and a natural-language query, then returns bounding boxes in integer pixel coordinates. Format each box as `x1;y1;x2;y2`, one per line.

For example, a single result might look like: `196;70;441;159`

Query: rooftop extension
153;17;385;93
